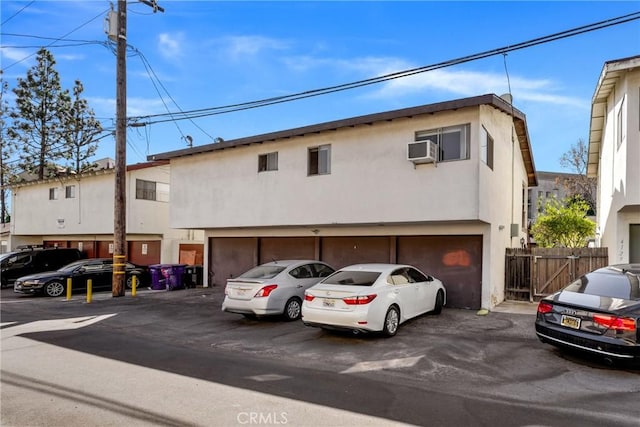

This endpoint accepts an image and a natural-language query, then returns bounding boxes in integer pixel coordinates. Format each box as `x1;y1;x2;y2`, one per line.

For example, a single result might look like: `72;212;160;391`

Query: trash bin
166;264;186;290
184;265;203;288
149;264;169;290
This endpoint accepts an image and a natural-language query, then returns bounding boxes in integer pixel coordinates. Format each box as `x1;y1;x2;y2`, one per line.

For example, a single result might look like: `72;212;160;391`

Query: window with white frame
65;185;76;199
480;126;494;169
49;187;58;200
415;124;470;162
258;152;278;172
308;144;331;176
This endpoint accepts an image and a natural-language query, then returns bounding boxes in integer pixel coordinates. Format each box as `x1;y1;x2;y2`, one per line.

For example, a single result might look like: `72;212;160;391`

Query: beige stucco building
150;94;537;310
9;160;203;265
588;55;640;263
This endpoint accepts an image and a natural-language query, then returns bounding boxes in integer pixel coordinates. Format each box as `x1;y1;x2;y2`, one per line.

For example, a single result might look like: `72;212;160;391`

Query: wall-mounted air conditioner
408;140;437;164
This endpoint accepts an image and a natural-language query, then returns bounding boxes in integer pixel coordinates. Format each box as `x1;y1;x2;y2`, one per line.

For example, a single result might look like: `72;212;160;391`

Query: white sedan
302;264;446;336
222;260;335;321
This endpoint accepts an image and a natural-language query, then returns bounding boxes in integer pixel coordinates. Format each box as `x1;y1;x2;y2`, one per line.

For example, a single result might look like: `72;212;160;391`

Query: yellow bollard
87;279;92;304
66;278;72;301
132;275;137;297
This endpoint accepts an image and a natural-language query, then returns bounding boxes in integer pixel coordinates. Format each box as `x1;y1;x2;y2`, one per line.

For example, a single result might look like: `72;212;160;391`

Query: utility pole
112;0;163;297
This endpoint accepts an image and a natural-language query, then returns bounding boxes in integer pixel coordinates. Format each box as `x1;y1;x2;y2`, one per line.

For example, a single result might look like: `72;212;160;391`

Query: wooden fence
505;247;609;301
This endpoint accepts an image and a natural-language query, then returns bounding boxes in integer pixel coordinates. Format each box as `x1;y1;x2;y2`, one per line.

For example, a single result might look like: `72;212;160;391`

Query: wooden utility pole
112;0;127;296
112;0;164;296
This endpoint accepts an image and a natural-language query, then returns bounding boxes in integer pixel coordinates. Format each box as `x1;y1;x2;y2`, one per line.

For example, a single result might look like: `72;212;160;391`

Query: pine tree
0;76;16;223
8;48;71;180
62;80;102;174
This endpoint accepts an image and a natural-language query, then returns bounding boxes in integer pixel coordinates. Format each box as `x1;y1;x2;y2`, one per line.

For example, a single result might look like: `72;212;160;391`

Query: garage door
397;236;482;309
209;237;257;286
321;236;391;270
259;237;315;264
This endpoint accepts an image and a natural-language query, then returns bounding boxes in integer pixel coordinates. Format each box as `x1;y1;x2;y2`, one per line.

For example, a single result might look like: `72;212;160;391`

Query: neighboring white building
149;94;538;310
9;159;203;266
588;55;640;264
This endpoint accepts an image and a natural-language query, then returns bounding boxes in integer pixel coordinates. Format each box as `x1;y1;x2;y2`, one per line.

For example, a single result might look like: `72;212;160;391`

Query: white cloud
0;47;34;67
87;96;168;118
222;35;290;60
158;33;185;60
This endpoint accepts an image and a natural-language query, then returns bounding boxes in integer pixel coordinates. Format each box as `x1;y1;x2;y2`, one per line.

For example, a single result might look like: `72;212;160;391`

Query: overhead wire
130;10;640;125
1;7;110;71
1;1;35;26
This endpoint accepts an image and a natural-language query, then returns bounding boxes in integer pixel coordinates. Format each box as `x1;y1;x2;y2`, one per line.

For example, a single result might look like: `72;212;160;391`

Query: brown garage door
397;236;482;309
321;236;391;270
128;241;161;266
209;237;257;286
259;237;316;264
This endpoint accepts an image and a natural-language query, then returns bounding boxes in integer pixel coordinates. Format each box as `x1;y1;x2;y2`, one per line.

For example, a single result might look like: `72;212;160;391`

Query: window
49;188;58;200
258;152;278;172
480;126;494;169
65;185;76;199
136;179;156;201
415;124;470;162
136;179;169;202
308;144;331;175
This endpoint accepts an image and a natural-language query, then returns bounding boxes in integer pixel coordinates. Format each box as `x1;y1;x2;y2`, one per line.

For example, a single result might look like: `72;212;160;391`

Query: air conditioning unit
408;140;437;164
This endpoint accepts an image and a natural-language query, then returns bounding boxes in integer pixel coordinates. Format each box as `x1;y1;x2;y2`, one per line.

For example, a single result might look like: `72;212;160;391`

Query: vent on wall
408;140;437;164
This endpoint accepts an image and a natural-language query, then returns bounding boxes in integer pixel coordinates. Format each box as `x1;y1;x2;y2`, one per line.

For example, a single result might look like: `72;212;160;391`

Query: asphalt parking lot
3;285;640;427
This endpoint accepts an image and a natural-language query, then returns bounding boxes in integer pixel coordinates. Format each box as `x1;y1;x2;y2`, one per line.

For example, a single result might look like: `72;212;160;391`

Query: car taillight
224;286;229;296
592;314;636;331
537;301;553;314
254;284;278;297
304;293;315;301
343;294;377;305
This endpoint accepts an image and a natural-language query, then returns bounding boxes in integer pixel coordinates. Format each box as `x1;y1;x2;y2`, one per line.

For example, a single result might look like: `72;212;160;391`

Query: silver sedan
222;260;335;321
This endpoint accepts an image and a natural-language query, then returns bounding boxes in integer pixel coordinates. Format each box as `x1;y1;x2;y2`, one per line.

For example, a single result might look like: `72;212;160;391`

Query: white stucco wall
169;103;532;308
596;67;640;264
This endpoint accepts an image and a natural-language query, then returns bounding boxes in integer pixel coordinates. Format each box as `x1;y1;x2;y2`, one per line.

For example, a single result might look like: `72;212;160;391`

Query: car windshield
564;271;640;300
240;265;286;279
58;260;92;272
321;270;381;286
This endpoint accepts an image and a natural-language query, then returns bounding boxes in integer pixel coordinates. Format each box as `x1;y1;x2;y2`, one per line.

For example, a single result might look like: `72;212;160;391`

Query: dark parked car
14;258;149;297
1;247;84;288
535;264;640;365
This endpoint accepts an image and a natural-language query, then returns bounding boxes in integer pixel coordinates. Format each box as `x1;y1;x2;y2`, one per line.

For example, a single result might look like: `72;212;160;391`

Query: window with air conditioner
415;123;470;162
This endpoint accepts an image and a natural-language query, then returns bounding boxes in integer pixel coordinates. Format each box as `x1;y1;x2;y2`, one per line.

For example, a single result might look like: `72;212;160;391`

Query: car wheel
382;305;400;337
283;297;302;321
433;290;444;315
44;281;65;298
126;274;140;289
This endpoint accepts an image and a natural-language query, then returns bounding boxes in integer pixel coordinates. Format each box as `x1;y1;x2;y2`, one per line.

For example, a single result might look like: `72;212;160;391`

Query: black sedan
535;264;640;365
14;258;149;297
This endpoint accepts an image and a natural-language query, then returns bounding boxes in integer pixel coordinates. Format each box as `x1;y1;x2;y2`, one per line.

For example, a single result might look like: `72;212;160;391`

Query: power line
1;1;35;26
131;10;640;125
1;8;110;71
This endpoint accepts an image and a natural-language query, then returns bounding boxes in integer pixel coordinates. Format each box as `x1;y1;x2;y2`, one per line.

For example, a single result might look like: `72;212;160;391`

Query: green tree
62;80;101;174
8;48;71;180
531;197;596;248
559;138;597;215
0;75;16;223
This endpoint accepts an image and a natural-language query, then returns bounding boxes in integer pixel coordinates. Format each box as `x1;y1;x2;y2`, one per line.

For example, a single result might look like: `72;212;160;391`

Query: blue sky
1;1;639;173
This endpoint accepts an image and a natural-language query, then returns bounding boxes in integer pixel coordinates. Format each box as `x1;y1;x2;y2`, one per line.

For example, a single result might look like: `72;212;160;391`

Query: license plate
323;298;335;308
561;314;581;329
236;289;246;296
